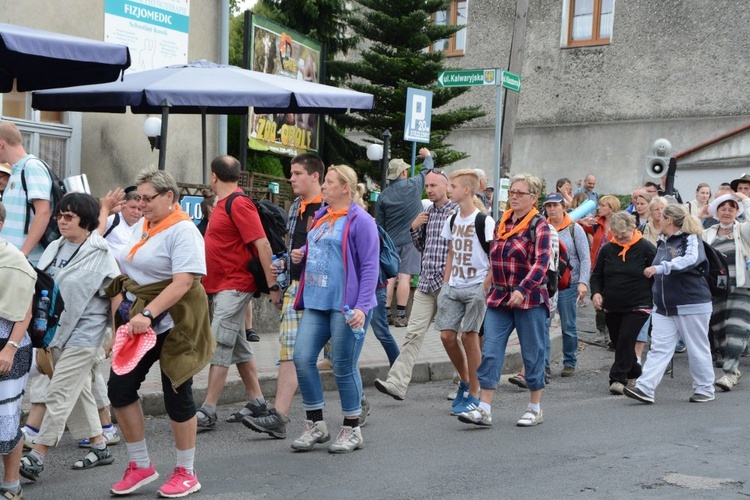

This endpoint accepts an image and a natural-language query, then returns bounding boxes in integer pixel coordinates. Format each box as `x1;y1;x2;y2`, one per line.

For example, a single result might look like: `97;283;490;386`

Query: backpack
529;215;573;296
21;157;66;248
376;222;400;284
448;211;490;255
102;213;120;239
225;193;289;296
28;268;65;348
694;238;730;299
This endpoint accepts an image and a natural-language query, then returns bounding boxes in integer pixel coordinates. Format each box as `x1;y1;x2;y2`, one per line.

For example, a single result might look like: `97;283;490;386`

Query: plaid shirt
486;215;551;309
285;196;326;270
411;200;455;293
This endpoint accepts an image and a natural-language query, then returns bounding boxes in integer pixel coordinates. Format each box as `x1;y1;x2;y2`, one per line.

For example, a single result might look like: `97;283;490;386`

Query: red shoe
111;462;159;495
157;467;201;498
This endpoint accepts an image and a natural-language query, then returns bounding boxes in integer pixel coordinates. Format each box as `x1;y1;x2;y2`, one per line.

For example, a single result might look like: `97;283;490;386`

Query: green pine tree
336;0;485;179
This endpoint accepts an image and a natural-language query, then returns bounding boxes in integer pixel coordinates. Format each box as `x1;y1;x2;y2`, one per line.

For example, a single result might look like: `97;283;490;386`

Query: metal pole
201;108;208;184
218;0;229;155
410;141;417;176
158;100;170;171
492;76;504;219
239;10;252;170
376;130;391;219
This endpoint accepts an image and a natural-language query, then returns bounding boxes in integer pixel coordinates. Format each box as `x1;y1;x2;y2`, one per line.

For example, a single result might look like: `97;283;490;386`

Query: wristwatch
141;309;154;322
269;284;281;292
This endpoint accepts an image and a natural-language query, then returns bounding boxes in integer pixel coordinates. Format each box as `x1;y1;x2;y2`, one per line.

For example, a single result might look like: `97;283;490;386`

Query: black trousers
606;310;650;384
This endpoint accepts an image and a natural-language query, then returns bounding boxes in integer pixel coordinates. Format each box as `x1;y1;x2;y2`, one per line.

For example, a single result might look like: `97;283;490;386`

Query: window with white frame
1;90;74;179
563;0;614;47
432;0;468;57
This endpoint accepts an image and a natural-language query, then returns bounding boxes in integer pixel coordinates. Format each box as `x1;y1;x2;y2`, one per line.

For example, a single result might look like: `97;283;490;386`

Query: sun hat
111;324;157;375
729;173;750;192
708;193;744;218
387;159;410;180
0;163;11;176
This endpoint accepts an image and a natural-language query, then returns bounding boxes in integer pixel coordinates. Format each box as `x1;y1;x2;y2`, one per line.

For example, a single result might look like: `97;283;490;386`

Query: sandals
0;487;22;499
508;373;528;389
72;445;114;470
226;401;269;423
19;453;43;482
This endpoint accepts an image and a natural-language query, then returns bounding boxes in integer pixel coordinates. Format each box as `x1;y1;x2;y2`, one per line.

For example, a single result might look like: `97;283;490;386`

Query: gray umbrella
32;60;375;175
0;22;130;92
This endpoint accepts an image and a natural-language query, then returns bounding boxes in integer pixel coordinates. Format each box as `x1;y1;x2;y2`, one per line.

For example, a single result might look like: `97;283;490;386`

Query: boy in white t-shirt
436;169;495;415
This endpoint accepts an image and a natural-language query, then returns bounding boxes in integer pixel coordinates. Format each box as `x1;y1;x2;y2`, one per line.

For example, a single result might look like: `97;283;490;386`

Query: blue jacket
652;232;711;316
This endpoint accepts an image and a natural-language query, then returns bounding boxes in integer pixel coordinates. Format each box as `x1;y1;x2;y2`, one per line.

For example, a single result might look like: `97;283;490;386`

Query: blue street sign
404;88;432;144
180;195;203;225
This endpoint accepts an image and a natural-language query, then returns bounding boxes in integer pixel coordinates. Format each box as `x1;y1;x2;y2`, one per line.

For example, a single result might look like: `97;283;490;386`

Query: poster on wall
248;15;321;157
104;0;190;72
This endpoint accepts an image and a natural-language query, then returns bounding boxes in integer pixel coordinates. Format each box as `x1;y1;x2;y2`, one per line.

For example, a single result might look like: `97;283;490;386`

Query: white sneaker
291;420;330;451
79;426;121;448
715;372;741;392
328;426;363;454
609;382;625;395
21;427;36;450
517;409;543;427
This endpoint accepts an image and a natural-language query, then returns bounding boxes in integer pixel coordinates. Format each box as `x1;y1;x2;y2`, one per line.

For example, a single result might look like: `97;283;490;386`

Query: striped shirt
486;215;551;309
0;155;51;265
410;200;455;293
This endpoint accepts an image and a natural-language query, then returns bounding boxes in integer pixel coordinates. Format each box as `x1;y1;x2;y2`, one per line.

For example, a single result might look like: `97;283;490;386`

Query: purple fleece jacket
294;202;379;314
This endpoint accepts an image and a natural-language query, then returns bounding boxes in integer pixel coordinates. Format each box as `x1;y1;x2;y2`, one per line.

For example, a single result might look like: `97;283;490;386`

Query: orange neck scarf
551;212;574;232
496;207;539;241
312;206;349;230
126;204;191;261
299;193;323;216
610;230;643;262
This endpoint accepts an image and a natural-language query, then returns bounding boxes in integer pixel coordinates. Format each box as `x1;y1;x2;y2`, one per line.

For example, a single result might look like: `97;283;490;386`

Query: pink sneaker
157;467;201;498
111;462;159;495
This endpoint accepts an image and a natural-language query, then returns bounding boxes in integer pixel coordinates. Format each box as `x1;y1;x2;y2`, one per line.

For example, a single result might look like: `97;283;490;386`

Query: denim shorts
435;282;487;333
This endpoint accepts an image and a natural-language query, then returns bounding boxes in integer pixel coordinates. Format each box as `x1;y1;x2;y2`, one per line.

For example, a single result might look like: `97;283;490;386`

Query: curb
139;329;563;416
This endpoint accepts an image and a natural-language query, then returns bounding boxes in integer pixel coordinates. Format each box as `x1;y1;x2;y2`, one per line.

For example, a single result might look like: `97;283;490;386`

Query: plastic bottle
746;259;750;272
33;290;50;337
272;254;287;289
343;306;365;339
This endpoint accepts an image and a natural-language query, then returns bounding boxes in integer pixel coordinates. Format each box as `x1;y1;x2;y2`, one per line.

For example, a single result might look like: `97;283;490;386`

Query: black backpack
448;211;490;255
29;268;65;348
21;157;66;248
225;193;289;296
694;238;730;299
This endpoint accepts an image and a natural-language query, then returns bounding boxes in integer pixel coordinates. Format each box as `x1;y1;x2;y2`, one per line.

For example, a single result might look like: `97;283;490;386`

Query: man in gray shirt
377;148;434;327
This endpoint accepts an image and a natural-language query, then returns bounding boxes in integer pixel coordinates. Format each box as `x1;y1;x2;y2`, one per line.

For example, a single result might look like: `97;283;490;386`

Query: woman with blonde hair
291;164;379;453
639;196;668;246
590;211;656;395
633;192;652;227
625;204;714;404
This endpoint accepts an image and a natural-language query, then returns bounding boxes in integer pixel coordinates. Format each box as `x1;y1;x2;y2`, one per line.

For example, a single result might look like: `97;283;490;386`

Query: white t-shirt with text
441;209;495;288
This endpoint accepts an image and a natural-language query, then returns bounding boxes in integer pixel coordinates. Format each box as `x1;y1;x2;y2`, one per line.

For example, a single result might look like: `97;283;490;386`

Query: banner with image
248;15;321;157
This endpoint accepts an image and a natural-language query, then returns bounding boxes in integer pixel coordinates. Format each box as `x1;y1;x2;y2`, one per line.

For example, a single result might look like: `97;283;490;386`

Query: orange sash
496;207;539;241
610;230;643;262
126;204;191;261
312;207;349;230
299;193;323;217
552;212;574;232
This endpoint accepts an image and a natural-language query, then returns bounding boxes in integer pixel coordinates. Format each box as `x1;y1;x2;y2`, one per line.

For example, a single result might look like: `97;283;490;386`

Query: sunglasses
508;189;532;197
135;192;166;203
431;169;448;179
55;212;79;222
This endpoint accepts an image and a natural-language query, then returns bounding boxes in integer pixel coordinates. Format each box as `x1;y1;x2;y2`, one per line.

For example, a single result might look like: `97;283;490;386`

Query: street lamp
143;116;162;152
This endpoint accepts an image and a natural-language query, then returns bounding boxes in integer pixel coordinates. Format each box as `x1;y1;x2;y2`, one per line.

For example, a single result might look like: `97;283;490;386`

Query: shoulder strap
529;214;543;244
102;213;120;239
569;223;575;238
20;157;54;235
449;212;457;232
474;212;489;255
224;192;254;251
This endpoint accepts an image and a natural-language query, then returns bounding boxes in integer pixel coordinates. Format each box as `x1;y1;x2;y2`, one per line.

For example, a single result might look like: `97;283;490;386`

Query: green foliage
334;0;485;172
246;150;286;177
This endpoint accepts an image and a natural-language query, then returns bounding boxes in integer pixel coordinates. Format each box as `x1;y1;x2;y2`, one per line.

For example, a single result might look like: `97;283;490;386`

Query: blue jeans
371;287;400;366
478;305;548;392
545;288;579;368
293;308;371;417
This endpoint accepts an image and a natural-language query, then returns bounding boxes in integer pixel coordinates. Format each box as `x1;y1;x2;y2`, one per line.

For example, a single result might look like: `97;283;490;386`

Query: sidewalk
129;320;563;416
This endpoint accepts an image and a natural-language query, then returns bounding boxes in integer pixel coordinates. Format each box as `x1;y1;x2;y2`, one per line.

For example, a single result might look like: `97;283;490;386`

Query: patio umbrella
0;22;131;92
32;60;374;176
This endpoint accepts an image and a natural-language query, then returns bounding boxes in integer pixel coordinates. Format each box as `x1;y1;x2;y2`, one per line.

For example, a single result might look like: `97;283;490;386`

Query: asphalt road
22;335;750;499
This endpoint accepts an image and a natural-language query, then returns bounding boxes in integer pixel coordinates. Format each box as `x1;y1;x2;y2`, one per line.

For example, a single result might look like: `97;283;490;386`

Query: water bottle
343;306;365;340
746;259;750;272
272;254;287;290
33;290;50;337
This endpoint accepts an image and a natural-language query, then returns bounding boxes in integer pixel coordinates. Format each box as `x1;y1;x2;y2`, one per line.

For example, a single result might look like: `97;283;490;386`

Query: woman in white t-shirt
106;171;211;498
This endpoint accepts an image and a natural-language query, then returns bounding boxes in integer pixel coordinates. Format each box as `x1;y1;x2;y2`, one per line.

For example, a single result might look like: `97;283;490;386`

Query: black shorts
108;330;196;423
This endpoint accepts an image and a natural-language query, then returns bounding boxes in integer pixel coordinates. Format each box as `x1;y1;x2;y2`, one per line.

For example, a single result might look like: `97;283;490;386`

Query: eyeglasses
508;190;532;198
55;212;79;222
136;192;166;203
